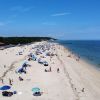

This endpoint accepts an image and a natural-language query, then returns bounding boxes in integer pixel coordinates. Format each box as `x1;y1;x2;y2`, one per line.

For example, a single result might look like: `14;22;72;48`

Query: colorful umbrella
32;87;40;93
0;85;11;90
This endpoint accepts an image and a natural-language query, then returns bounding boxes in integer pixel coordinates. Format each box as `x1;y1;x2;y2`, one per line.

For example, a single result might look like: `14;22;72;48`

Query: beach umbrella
32;87;40;93
0;85;11;90
32;56;37;61
22;60;28;64
22;60;28;66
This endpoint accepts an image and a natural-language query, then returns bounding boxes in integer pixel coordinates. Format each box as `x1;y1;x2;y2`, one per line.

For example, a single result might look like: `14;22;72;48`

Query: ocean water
57;40;100;69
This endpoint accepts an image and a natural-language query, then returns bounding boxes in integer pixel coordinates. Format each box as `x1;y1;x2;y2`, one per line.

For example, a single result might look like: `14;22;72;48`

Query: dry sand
0;41;100;100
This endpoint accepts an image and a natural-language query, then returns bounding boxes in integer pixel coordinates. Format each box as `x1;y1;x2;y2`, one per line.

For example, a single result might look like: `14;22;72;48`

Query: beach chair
43;61;48;66
38;58;44;64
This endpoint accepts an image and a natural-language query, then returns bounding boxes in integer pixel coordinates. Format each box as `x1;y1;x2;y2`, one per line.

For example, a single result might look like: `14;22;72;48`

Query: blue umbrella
0;85;11;90
32;87;40;93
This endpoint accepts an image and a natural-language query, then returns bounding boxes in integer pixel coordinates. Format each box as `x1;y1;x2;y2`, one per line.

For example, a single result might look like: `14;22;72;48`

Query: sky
0;0;100;40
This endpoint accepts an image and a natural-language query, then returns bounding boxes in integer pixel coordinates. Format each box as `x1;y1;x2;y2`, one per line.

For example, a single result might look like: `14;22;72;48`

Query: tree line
0;37;55;45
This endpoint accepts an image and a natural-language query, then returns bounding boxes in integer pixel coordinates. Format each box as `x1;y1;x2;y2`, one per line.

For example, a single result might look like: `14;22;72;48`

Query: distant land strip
0;37;56;46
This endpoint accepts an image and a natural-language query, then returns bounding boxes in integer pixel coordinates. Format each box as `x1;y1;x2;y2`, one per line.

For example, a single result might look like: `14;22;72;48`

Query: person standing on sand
1;79;4;84
9;78;13;85
4;65;6;68
50;67;51;72
82;88;85;92
57;68;60;73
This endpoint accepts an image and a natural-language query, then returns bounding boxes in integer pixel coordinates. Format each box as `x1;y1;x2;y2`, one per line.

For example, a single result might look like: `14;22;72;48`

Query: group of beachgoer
0;42;61;97
27;43;60;74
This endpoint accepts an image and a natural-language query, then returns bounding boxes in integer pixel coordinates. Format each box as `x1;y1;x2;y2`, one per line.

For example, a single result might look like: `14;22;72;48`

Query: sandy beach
0;41;100;100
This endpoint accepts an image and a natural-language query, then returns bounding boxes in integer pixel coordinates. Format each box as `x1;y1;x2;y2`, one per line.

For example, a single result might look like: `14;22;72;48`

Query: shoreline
58;43;100;76
0;41;100;100
58;40;100;70
57;42;100;71
57;44;100;99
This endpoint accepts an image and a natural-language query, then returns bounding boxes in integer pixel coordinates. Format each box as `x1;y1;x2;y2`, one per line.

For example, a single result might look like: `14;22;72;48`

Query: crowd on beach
0;41;100;100
0;42;60;97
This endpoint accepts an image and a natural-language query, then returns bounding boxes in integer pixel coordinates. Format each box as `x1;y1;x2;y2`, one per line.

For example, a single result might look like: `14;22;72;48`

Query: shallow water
57;40;100;69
